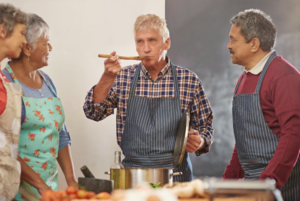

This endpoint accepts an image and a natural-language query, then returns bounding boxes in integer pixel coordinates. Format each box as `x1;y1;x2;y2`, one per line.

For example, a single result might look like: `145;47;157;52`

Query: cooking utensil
105;168;182;189
80;165;95;178
173;110;190;168
79;165;113;193
98;54;147;60
78;177;114;193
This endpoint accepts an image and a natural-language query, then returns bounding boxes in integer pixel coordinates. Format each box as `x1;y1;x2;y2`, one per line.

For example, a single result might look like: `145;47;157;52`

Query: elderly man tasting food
84;14;214;181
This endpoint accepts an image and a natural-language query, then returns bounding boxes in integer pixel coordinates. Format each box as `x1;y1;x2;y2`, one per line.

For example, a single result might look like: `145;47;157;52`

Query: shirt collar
245;50;275;75
141;56;171;80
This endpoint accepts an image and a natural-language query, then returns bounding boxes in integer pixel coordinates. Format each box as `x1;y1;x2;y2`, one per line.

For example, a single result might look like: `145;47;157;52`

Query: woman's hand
67;180;78;190
57;145;78;190
18;156;51;195
36;181;52;195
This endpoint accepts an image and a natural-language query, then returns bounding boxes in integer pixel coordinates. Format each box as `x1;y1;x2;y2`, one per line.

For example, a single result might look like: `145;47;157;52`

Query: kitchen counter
179;198;260;201
72;197;267;201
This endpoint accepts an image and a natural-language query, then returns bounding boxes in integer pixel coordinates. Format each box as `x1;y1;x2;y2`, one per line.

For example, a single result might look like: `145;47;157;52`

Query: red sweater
0;71;9;115
223;56;300;189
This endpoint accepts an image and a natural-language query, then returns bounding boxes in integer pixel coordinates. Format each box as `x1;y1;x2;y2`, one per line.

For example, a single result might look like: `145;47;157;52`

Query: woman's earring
28;56;30;62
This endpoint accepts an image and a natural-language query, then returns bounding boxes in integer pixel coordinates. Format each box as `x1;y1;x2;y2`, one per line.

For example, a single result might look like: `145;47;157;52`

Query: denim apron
0;72;21;200
5;65;65;201
232;51;300;200
121;62;193;182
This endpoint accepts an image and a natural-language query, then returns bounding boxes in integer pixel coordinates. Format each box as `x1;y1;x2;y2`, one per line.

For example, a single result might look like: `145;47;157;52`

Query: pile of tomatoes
40;186;111;201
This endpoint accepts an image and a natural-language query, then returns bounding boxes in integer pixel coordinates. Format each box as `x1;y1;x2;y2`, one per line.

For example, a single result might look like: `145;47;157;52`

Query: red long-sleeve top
0;71;9;115
223;56;300;189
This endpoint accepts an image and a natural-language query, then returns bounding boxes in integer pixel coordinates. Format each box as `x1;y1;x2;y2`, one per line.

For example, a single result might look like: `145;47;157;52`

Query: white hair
26;13;49;49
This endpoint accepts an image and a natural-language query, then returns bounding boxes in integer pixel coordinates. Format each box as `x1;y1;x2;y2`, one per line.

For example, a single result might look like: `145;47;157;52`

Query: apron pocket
130;153;173;168
239;157;266;179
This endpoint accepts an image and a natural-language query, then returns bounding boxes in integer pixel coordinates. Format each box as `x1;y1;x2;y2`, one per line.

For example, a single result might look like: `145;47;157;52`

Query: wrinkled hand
37;183;52;195
67;180;78;190
185;129;203;153
103;51;121;79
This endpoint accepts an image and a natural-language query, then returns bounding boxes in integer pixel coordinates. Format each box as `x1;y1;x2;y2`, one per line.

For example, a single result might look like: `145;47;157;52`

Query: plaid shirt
84;60;214;156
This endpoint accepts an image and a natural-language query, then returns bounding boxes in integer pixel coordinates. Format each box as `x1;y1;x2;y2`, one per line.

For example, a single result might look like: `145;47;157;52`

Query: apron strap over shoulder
255;51;277;92
129;62;180;98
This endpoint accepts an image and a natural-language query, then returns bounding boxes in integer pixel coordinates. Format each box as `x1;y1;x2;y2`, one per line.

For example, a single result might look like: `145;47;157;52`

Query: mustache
229;49;234;54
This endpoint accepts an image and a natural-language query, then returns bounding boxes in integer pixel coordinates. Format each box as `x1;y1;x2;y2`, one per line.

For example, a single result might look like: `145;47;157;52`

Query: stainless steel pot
105;168;182;189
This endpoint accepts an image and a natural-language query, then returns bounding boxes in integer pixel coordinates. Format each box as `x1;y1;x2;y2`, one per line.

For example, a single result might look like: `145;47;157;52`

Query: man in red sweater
223;9;300;200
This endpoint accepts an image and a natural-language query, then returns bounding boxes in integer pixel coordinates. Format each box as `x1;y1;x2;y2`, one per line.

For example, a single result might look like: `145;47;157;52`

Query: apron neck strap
5;63;20;84
255;51;277;92
171;62;180;98
234;51;277;94
234;72;246;95
4;63;57;97
129;61;180;98
129;64;141;96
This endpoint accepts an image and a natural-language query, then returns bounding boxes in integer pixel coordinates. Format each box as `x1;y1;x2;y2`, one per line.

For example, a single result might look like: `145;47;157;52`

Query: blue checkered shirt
83;61;214;156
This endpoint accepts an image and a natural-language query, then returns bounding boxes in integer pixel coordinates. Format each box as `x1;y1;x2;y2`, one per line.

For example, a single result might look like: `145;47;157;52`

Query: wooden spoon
98;54;147;60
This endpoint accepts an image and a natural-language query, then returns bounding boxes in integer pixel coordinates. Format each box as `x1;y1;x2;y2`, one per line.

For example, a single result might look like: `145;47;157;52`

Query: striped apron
121;62;192;182
233;51;300;200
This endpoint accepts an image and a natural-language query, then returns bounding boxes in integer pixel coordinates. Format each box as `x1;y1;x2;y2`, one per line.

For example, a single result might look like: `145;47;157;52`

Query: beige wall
0;0;165;189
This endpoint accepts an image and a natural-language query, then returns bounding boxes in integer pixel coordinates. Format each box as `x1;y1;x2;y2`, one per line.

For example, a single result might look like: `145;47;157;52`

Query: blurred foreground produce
40;186;111;201
164;179;206;198
110;183;178;201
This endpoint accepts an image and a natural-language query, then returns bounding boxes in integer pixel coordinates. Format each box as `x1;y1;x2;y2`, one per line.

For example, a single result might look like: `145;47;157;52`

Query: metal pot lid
173;110;190;168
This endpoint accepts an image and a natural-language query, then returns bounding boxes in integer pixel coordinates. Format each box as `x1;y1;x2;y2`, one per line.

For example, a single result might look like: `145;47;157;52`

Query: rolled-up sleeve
191;81;214;156
83;84;117;121
59;123;71;151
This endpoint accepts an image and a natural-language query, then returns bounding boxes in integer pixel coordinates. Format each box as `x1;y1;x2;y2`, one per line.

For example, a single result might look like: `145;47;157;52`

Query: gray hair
231;9;276;51
0;3;28;36
26;13;49;49
134;14;170;41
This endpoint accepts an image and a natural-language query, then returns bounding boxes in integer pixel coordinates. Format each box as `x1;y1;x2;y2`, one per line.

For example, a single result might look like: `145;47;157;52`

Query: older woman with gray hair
0;3;27;200
2;13;77;200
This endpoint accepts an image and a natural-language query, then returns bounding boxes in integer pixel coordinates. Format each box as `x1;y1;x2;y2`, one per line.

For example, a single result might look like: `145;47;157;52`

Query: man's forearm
259;132;300;188
93;74;116;103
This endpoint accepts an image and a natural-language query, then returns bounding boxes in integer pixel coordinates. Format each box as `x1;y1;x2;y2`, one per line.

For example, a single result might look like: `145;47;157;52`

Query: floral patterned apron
5;65;65;201
0;71;22;200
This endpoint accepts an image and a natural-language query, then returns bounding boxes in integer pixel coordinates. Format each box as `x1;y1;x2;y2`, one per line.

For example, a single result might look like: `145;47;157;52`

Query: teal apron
5;65;65;200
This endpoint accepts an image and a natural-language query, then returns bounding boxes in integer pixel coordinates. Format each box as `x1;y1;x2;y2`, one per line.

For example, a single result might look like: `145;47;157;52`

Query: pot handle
171;172;183;177
104;171;110;175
